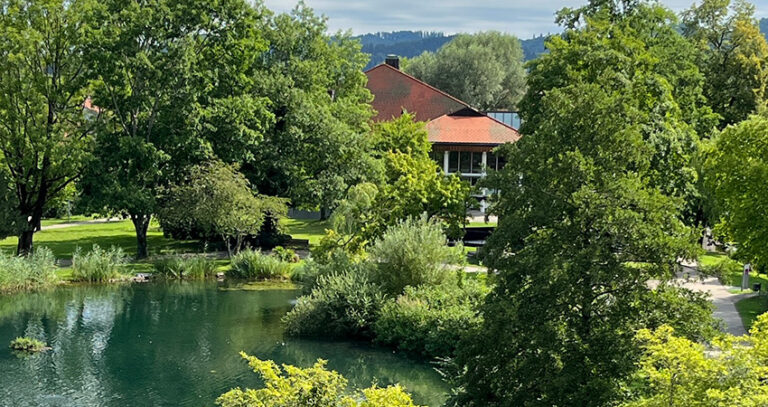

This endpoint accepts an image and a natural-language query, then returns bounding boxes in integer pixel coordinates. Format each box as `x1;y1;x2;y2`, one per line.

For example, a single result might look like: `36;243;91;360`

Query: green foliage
283;266;385;339
158;161;288;254
228;249;293;281
9;337;47;352
318;115;470;257
683;0;768;127
621;314;768;406
152;255;218;280
0;248;58;292
369;217;464;295
71;245;127;282
216;353;420;407
272;246;299;263
374;280;487;358
0;0;96;254
699;256;742;284
452;3;711;406
406;32;527;111
702;114;768;266
639;284;721;342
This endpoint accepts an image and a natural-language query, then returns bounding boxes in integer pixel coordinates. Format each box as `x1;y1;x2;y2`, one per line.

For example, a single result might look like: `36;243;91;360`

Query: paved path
677;262;754;336
40;218;116;231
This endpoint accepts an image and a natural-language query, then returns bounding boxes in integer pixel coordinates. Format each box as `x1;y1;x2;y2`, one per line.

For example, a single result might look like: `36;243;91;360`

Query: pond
0;282;449;406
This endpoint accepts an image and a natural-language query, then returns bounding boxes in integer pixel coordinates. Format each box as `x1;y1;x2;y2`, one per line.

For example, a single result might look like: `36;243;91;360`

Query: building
364;55;521;212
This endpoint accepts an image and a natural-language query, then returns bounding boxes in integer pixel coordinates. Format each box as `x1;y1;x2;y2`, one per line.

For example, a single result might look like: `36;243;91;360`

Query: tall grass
228;249;293;280
71;245;128;282
153;255;218;279
0;248;58;292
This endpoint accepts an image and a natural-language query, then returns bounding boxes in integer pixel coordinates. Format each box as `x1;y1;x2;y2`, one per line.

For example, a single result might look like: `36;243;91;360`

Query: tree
80;0;262;258
621;313;768;406
316;114;470;258
216;353;421;407
0;0;96;255
702;113;768;266
450;3;709;406
220;3;375;217
683;0;768;127
158;162;287;255
405;32;526;111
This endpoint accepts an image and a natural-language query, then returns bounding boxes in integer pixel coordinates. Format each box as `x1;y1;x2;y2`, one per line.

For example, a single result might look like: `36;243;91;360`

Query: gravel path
40;218;116;231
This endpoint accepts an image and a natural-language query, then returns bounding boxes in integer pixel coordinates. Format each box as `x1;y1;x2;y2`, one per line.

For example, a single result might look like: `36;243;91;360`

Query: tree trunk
17;229;35;256
131;214;151;259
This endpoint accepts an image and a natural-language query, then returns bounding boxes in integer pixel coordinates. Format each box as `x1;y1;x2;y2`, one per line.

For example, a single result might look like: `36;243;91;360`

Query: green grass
466;221;497;228
40;215;92;227
281;218;329;246
698;251;768;289
0;219;200;259
736;295;768;331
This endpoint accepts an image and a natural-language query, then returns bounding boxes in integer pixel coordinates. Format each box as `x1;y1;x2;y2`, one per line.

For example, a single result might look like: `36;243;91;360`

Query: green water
0;282;448;406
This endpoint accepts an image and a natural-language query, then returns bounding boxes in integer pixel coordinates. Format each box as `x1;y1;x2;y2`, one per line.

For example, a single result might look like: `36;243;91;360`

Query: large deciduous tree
80;0;263;258
405;31;527;111
450;3;710;406
702;112;768;266
0;0;96;255
683;0;768;128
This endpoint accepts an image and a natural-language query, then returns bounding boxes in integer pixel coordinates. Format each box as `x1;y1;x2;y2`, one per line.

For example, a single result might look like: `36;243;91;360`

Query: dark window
460;152;471;173
448;151;459;173
497;155;507;170
487;152;497;171
430;151;442;167
471;152;483;173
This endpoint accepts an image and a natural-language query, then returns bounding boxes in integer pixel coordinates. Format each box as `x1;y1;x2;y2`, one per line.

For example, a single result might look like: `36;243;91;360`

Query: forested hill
762;18;767;40
357;30;548;69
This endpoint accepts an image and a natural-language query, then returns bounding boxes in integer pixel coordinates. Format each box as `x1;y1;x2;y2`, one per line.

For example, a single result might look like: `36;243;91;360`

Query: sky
261;0;768;38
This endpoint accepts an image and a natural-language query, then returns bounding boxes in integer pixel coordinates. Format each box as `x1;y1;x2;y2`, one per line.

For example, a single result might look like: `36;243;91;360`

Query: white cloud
261;0;768;38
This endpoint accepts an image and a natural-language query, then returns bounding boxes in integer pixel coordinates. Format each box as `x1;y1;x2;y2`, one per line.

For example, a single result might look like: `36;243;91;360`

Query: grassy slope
281;218;329;246
736;296;768;332
700;251;768;330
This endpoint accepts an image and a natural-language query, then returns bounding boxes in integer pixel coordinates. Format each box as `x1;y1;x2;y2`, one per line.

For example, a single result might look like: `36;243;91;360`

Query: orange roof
426;113;521;145
365;63;469;122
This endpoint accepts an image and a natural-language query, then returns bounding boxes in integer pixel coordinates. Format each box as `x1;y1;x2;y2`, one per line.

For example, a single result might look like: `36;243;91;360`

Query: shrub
0;248;58;292
639;284;721;342
374;280;488;358
283;266;385;338
153;255;218;279
272;246;299;263
292;252;362;294
71;245;128;282
228;249;293;280
699;256;742;285
369;216;464;295
217;352;419;407
9;337;48;352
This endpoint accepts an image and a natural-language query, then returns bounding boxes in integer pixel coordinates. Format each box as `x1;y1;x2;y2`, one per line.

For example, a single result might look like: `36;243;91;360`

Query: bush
639;284;721;342
0;248;58;292
9;337;48;352
153;255;218;279
71;245;128;282
374;280;488;358
272;246;299;263
699;256;742;285
217;353;419;407
370;216;464;295
283;266;386;338
228;249;293;280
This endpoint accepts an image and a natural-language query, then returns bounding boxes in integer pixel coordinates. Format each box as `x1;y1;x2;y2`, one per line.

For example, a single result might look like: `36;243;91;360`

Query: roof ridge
364;63;472;110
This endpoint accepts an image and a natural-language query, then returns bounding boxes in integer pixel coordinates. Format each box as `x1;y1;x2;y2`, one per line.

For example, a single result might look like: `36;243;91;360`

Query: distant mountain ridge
358;23;768;70
356;31;548;70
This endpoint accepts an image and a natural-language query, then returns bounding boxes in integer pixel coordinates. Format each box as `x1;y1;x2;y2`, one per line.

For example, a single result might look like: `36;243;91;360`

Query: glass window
460;152;471;173
430;151;442;167
497;155;507;170
471;152;483;174
486;152;496;171
448;151;459;173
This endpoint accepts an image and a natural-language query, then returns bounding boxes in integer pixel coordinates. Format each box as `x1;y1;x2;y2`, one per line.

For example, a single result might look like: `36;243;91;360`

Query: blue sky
261;0;768;38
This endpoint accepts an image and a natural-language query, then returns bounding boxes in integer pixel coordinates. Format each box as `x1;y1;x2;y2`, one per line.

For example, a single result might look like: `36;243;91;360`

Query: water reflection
0;283;448;406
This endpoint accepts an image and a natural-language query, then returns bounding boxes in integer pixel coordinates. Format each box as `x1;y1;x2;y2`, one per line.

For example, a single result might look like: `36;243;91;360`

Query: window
471;152;483;174
460;152;471;173
430;151;443;168
448;151;459;173
486;152;497;171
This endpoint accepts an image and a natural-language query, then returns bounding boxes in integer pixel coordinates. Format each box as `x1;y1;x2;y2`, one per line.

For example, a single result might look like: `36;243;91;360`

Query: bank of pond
0;282;449;406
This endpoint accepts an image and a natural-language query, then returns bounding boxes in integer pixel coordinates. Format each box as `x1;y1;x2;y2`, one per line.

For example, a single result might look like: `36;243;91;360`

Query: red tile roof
426;113;521;145
365;63;469;123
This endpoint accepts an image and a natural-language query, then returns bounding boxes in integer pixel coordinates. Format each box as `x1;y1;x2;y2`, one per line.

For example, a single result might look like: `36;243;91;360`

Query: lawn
281;218;329;246
736;295;768;331
0;219;200;259
40;215;93;227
